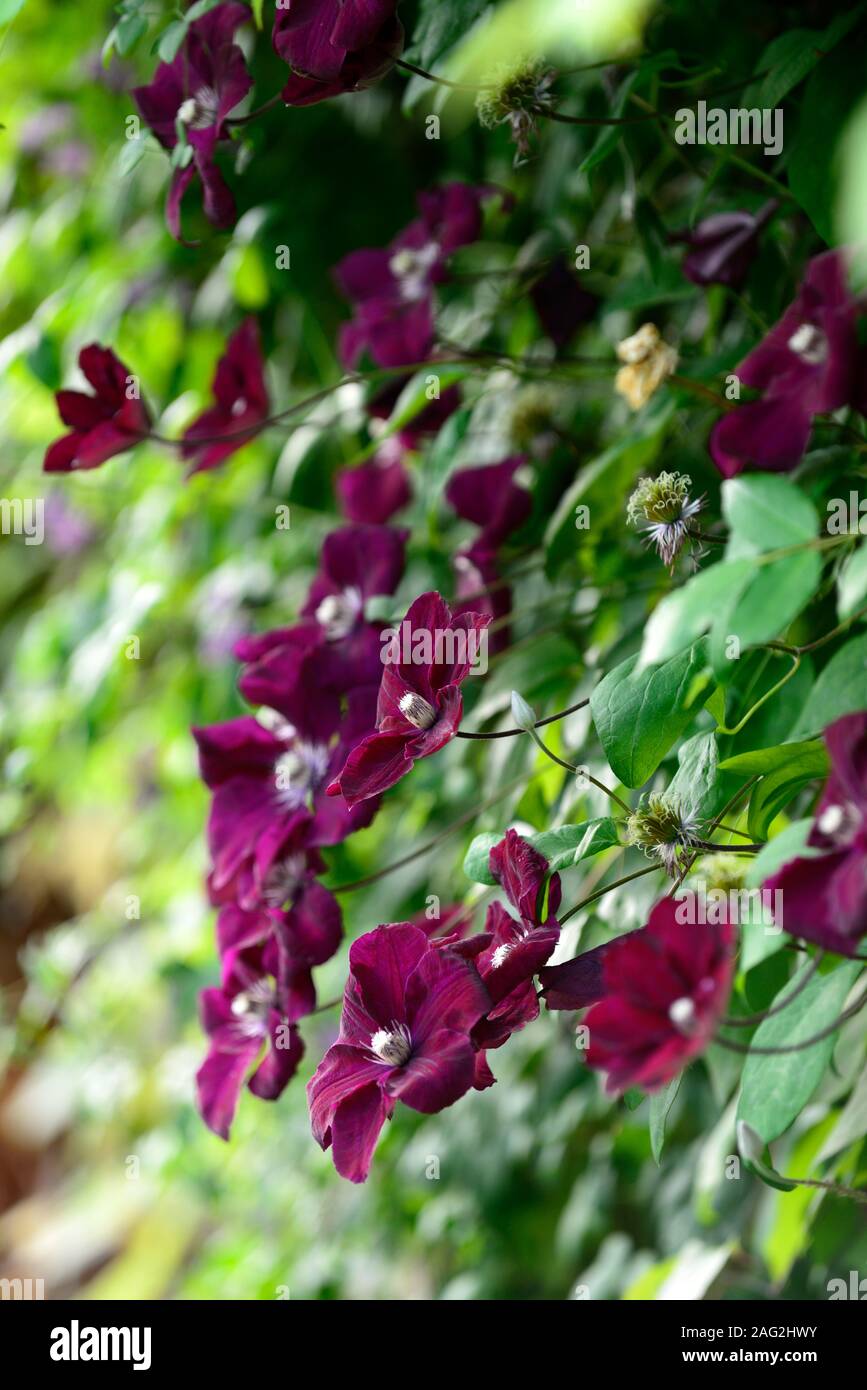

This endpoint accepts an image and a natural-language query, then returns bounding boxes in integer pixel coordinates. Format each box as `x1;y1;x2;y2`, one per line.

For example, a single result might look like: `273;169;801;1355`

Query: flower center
231;396;248;417
262;852;307;907
178;85;220;131
668;996;697;1033
817;800;861;844
389;242;440;302
315;587;363;641
370;1023;412;1066
231;978;274;1034
398;692;437;730
273;741;330;808
788;323;828;365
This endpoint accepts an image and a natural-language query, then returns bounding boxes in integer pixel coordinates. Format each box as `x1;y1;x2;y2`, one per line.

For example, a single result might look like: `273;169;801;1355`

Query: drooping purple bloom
446;456;531;651
194;681;381;908
182;319;270;474
335;184;499;368
326;591;490;807
673;201;777;289
530;255;597;351
237;523;407;699
540;931;642;1010
133;2;252;241
307;923;490;1181
710;250;860;476
197;939;305;1140
273;0;404;107
44;345;151;473
336;442;412;524
764;713;867;956
465;831;560;1086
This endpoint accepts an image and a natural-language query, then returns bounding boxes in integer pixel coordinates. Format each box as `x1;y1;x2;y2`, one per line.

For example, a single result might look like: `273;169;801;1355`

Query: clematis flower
326;591;490;807
673;201;777;288
133;2;252;241
181;319;269;474
627;471;703;570
44;345;150;473
540;930;642;1010
336;383;461;523
273;0;404;107
237;523;407;698
335;183;499;368
197;940;305;1140
216;877;343;1022
584;895;735;1094
467;831;561;1086
307;922;490;1182
194;682;381;908
446;456;531;651
764;713;867;956
530;255;597;351
710;250;860;477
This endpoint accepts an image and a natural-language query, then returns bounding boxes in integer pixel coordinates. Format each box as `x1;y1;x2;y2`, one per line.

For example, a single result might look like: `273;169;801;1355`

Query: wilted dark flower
673;201;777;289
615;323;678;410
181;319;270;475
530;256;597;350
475;58;556;163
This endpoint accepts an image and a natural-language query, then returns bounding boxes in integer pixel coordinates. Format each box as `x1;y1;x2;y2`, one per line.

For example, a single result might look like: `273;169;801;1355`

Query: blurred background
1;0;866;1300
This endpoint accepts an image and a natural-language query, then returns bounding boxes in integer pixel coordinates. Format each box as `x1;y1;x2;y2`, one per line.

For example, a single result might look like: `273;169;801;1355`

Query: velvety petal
489;829;560;925
330;1081;391;1183
531;256;597;348
336;454;412;524
385;1027;478;1113
710;396;813;477
404;942;490;1040
347;922;429;1029
248;1012;304;1100
307;1042;389;1144
326;729;413;806
196;1032;262;1139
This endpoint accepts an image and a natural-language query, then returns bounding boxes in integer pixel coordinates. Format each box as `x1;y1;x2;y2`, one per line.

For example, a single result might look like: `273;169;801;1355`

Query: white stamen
315;587;363;641
273;741;330;808
370;1023;412;1066
491;943;512;969
389;242;440;302
788;323;827;365
177;84;220;130
262;853;307;907
818;804;845;836
669;996;697;1032
231;397;248;417
398;692;437;730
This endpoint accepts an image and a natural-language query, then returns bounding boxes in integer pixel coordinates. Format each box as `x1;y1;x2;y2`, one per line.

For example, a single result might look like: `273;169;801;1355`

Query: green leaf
792;633;867;736
401;0;490;110
669;731;735;819
719;740;827;776
591;639;712;787
708;551;820;681
118;135;149;177
0;0;28;22
789;28;867;242
114;10;148;55
722;474;819;557
745;819;813;889
157;19;188;62
463;832;501;886
529;818;620;873
745;7;865;111
746;742;829;839
649;1075;681;1164
639;559;754;667
837;544;867;620
736;960;863;1144
816;1065;867;1163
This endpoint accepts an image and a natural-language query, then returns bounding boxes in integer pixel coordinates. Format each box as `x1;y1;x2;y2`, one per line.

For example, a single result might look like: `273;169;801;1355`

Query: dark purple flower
197;939;305;1139
326;591;490;807
710;250;860;477
273;0;404;106
674;201;777;289
531;256;597;350
446;456;531;651
44;345;150;473
307;923;490;1181
194;681;381;907
236;523;407;700
466;831;561;1084
540;931;642;1010
584;896;735;1094
182;319;270;474
335;184;498;368
336;443;412;524
216;876;343;1022
133;2;252;241
764;713;867;956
